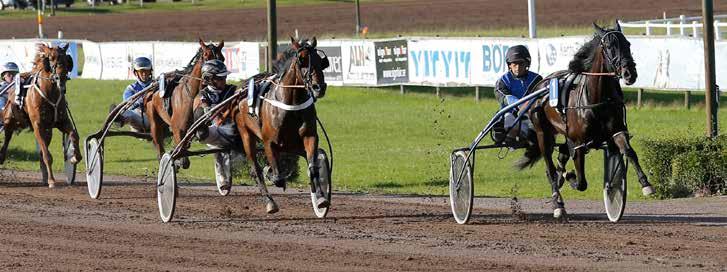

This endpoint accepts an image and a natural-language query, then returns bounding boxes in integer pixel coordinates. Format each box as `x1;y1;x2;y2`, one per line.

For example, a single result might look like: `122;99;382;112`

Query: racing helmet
201;59;230;79
132;57;153;71
505;45;531;65
1;62;20;77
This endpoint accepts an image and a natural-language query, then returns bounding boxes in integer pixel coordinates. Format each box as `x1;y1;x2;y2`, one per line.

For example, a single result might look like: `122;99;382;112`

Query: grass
3;79;727;202
0;0;381;19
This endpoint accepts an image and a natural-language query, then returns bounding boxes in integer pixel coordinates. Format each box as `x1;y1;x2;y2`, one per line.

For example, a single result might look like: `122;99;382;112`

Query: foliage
640;135;727;198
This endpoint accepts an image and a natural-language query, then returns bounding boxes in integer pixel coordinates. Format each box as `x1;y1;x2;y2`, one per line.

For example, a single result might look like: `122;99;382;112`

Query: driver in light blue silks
111;57;153;132
493;45;542;143
0;62;20;115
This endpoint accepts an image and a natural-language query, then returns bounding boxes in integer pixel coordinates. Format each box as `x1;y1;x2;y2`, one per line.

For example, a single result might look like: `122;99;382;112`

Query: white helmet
1;62;19;77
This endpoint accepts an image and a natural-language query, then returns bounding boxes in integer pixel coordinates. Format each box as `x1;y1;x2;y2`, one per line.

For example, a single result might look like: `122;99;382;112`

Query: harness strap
582;72;617;76
261;96;314;111
30;73;64;124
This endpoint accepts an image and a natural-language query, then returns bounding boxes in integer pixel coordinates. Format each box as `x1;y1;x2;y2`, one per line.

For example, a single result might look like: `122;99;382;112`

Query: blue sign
52;41;79;79
410;49;471;79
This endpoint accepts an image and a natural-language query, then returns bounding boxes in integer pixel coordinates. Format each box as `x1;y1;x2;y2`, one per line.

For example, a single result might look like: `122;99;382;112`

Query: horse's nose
312;83;327;93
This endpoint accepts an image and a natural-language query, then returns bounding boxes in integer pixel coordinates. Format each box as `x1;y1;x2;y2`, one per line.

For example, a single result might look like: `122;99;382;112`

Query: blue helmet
132;57;153;71
1;62;19;77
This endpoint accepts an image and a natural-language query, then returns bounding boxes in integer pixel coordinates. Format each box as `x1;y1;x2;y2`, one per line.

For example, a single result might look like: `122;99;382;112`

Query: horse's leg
555;144;574;189
0;120;15;165
532;111;565;218
302;134;328;208
612;132;654;196
571;147;588;191
171;126;190;169
58;113;81;164
243;133;278;214
33;123;57;187
147;106;166;160
262;139;286;188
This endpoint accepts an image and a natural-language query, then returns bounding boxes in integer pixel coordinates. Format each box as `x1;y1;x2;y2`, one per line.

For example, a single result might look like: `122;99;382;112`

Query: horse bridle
598;31;627;79
289;45;329;94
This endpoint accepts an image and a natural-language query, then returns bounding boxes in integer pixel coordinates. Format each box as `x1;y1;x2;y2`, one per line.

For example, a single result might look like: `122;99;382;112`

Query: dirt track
1;1;727;270
2;0;727;41
0;172;725;271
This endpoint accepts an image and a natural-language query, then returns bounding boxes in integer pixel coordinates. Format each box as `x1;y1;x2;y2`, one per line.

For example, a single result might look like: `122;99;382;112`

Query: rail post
680;14;686;36
475;86;480;102
637;88;643;108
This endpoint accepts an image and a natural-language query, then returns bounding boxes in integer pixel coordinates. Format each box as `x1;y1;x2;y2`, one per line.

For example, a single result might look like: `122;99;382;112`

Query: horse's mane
178;47;203;74
568;34;601;73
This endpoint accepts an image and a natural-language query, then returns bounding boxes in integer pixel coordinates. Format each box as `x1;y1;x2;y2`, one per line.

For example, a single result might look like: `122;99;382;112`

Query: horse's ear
290;36;300;50
218;40;224;49
615;20;622;32
593;22;606;35
311;37;317;48
198;38;206;48
61;43;70;52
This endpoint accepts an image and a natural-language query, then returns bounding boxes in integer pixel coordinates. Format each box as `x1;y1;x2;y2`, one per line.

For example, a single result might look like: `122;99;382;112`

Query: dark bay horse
0;43;81;188
145;39;224;168
233;37;328;213
518;23;653;218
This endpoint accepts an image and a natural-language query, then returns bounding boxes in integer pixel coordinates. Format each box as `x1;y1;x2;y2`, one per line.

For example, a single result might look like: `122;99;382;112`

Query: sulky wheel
449;150;474;224
603;148;627;222
85;137;103;199
311;149;332;218
157;153;177;223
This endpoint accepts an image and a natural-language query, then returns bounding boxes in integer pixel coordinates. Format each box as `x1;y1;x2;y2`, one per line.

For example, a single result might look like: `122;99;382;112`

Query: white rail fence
619;14;727;40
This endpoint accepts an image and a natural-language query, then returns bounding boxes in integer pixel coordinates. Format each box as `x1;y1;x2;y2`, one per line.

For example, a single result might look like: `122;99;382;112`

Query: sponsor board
375;39;408;85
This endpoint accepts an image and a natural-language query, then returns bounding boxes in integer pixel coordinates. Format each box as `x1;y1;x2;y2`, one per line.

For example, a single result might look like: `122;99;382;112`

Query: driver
0;62;19;114
111;57;153;132
193;59;238;148
493;45;542;144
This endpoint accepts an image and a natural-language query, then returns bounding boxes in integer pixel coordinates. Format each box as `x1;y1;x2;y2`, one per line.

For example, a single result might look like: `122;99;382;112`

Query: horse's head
35;43;73;93
593;22;637;85
198;38;225;63
290;37;329;98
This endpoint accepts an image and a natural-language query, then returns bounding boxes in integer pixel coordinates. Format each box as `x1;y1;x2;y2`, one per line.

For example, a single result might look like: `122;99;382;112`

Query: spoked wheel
449;150;474;224
85;137;103;199
214;152;232;196
63;133;77;185
603;148;627;222
157;153;177;223
311;148;332;218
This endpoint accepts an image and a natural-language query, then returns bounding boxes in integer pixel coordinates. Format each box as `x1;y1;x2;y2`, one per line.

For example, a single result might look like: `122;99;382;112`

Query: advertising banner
535;36;589;76
407;39;474;85
81;41;102;79
341;40;377;85
375;39;408;85
0;40;79;78
470;38;538;86
317;40;343;86
223;42;261;80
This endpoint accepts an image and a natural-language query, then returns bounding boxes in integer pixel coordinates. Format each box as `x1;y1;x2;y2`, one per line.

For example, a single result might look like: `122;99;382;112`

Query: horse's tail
514;141;541;170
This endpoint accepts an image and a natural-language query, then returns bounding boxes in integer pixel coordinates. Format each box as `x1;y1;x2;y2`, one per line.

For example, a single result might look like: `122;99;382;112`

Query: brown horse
145;39;224;168
233;37;328;213
0;43;81;188
518;23;653;218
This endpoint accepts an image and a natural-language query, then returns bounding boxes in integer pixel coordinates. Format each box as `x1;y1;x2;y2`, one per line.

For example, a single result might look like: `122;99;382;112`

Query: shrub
639;135;727;198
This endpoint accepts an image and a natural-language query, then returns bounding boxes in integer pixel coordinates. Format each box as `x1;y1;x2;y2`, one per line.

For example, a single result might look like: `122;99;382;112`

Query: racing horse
0;43;81;188
518;22;653;218
145;39;224;168
233;37;328;213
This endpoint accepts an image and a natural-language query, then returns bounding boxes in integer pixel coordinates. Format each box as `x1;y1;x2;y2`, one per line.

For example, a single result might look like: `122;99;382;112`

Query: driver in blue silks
493;45;542;143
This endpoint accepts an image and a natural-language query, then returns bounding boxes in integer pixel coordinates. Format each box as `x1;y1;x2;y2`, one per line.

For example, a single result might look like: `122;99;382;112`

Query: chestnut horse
518;23;653;218
0;43;81;188
145;39;224;168
233;37;328;213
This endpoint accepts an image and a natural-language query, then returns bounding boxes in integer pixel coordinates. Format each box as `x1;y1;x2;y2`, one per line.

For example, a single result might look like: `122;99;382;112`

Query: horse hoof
553;208;565;218
642;186;654;196
570;180;587;192
315;198;330;209
48;181;64;188
265;201;279;214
